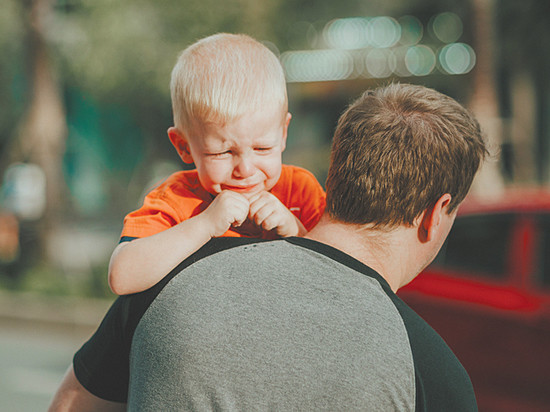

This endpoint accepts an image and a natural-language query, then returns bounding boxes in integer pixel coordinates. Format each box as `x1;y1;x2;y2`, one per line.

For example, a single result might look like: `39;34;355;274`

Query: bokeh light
398;15;423;46
323;18;370;50
281;49;354;82
392;46;412;77
365;48;395;78
322;16;402;50
438;43;476;74
281;13;474;82
369;16;401;48
405;45;436;76
430;12;463;43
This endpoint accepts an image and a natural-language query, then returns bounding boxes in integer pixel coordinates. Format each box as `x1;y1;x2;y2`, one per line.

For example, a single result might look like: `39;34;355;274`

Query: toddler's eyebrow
202;137;230;150
252;135;280;144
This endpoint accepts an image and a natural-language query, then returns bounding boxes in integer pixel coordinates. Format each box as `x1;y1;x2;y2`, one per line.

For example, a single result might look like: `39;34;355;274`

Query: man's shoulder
162;237;270;279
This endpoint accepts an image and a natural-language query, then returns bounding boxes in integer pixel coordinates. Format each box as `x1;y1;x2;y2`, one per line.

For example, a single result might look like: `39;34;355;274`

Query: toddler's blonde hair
170;33;288;133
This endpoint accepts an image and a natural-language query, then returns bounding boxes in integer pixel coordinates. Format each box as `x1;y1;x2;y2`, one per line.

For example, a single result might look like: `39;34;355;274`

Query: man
49;83;487;411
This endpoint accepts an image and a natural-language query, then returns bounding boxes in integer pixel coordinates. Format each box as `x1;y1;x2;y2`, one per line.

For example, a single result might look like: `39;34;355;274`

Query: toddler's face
182;107;291;199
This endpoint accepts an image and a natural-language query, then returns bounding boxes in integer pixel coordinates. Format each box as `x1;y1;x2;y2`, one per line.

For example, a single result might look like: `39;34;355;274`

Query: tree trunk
468;0;505;196
509;71;537;183
11;0;68;257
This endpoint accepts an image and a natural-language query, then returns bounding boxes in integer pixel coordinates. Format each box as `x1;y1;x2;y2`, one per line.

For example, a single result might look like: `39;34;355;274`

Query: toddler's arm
108;190;249;295
248;191;307;237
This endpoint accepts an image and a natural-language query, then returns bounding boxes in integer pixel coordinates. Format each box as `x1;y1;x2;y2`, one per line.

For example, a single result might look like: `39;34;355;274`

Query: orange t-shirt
120;165;326;240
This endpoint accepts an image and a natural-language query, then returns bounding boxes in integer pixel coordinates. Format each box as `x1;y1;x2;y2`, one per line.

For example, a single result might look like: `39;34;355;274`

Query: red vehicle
398;189;550;412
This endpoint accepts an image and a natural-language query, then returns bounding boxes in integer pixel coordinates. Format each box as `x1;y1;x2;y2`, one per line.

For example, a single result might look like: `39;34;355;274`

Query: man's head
325;83;487;228
168;33;290;198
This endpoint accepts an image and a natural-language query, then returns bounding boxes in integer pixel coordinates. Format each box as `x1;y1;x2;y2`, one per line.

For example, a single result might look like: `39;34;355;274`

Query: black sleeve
72;288;161;402
391;297;478;412
73;296;135;402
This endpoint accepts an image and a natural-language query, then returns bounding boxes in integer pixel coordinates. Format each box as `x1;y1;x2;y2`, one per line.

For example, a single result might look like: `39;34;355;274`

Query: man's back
107;238;475;411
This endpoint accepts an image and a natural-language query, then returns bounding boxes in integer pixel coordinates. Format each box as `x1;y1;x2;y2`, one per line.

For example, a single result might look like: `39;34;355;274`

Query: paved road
0;293;113;412
0;321;90;411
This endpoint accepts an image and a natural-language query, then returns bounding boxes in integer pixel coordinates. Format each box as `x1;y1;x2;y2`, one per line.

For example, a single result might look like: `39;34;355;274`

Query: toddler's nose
233;155;254;178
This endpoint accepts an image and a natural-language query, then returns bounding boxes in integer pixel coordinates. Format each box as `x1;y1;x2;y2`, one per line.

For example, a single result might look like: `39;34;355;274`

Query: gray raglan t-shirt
73;237;477;411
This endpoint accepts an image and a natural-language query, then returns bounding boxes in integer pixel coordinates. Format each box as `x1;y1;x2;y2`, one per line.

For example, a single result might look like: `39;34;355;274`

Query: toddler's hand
248;191;306;237
203;190;250;237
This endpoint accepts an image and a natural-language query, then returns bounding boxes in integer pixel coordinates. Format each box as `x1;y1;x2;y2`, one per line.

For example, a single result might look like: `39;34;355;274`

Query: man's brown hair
325;83;487;227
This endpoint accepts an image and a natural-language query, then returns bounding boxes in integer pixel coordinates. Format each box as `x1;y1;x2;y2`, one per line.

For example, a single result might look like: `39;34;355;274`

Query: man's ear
281;112;292;152
167;127;194;164
417;193;452;242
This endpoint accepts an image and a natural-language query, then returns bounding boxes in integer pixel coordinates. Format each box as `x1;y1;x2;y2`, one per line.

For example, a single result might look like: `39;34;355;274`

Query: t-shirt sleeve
287;167;326;232
391;296;478;411
120;172;208;240
73;296;134;402
120;192;181;239
73;274;174;403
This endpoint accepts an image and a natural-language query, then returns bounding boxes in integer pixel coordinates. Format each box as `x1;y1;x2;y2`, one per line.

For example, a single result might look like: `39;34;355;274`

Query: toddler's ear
281;112;292;151
168;127;193;163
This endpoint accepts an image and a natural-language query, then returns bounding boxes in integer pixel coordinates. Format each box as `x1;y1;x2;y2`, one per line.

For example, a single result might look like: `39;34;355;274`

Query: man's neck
306;214;418;292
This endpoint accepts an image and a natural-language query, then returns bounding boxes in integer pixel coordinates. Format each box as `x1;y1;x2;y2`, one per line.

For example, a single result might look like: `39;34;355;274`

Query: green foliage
52;0;285;112
0;260;114;299
0;0;26;154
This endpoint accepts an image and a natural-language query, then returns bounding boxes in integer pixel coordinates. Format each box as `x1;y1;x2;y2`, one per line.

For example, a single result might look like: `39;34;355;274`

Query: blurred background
0;0;549;410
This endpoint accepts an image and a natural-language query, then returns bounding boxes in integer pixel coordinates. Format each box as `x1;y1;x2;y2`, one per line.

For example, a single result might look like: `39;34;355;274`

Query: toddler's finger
248;192;276;217
233;213;247;227
258;211;278;231
234;204;250;227
251;204;272;226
